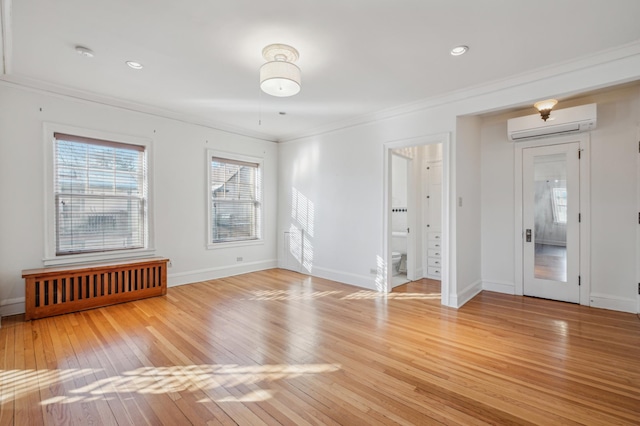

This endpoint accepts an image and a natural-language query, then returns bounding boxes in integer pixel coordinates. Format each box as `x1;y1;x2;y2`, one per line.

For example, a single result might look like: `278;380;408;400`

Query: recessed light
75;46;94;58
450;45;469;56
126;61;144;70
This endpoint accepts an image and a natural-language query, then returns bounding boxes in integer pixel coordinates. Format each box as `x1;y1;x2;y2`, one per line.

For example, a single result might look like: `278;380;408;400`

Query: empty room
1;1;640;424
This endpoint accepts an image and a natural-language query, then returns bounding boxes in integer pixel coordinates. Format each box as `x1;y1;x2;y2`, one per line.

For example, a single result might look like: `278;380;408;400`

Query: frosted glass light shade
534;99;558;112
260;61;301;97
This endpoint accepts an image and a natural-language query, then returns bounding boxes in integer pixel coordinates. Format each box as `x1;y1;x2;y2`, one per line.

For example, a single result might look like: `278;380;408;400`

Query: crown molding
278;39;640;143
0;74;278;143
2;33;639;145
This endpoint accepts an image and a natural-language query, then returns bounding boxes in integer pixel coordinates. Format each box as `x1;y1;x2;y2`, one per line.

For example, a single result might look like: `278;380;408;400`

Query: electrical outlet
237;257;243;262
168;261;173;267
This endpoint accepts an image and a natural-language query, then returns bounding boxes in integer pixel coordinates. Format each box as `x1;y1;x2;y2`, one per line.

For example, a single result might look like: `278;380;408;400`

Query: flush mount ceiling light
260;44;301;97
450;45;469;56
126;61;144;70
534;98;558;121
75;46;94;58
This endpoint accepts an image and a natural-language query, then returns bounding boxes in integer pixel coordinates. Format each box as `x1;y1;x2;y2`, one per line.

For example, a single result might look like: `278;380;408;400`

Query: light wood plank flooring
1;269;639;425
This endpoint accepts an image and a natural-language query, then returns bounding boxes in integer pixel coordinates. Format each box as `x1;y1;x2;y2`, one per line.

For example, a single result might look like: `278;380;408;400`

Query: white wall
453;116;483;305
0;84;278;316
391;154;408;208
278;45;640;310
588;85;640;311
480;84;640;312
2;44;640;316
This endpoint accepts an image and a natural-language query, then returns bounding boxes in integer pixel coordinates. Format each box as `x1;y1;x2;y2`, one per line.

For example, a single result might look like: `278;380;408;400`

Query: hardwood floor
1;269;639;425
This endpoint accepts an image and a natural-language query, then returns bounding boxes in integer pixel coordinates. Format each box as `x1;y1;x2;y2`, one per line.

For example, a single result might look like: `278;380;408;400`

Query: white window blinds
210;156;261;243
54;133;148;255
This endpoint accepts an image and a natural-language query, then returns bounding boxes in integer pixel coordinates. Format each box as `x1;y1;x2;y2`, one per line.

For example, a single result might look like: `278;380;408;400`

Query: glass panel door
523;143;580;303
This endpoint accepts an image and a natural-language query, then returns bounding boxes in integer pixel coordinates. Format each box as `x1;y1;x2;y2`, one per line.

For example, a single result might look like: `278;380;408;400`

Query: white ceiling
3;0;640;141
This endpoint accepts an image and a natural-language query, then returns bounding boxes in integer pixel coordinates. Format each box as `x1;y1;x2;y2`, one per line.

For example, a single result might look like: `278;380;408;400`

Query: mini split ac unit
507;103;597;142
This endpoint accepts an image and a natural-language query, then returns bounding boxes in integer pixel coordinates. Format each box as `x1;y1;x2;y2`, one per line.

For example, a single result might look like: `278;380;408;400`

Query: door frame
636;125;640;313
383;133;450;306
514;134;591;305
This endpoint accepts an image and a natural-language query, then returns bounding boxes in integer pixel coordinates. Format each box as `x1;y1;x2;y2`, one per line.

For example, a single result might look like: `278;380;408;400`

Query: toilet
392;252;402;275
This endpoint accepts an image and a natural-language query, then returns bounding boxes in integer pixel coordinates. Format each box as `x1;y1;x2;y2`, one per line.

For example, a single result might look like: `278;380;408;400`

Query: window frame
43;123;155;266
206;150;264;250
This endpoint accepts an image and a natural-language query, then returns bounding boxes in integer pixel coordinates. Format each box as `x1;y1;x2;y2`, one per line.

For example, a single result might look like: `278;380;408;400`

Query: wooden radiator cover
22;257;169;320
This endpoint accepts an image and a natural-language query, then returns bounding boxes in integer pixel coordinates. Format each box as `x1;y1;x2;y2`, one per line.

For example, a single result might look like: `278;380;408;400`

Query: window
208;152;262;245
53;133;148;255
551;186;567;224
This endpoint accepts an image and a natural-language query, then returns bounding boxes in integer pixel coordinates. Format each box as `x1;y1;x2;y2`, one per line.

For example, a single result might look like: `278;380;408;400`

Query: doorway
522;143;580;302
515;134;590;305
383;133;450;306
390;152;412;287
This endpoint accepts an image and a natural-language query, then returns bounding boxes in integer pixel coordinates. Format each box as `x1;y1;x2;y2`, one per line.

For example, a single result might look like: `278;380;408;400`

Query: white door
522;143;580;303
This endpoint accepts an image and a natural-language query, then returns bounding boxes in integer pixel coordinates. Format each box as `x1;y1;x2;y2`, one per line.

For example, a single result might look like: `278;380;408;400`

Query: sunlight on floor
244;287;441;301
342;290;441;300
0;363;342;405
246;289;342;301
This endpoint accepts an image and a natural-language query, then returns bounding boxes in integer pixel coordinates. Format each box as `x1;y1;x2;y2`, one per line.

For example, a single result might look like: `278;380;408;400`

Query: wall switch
370;268;378;274
236;257;243;262
458;197;463;207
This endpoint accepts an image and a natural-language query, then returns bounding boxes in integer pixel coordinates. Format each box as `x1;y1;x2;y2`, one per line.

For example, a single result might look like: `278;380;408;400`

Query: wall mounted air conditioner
507;103;597;142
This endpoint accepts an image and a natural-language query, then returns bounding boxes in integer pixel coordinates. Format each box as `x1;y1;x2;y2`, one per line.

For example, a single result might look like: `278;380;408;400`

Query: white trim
206;150;264;250
514;133;591;305
0;297;24;317
43;249;157;267
383;133;451;307
589;293;637;314
0;76;276;142
449;280;482;308
415;267;424;279
0;41;638;145
42;122;156;267
279;41;640;143
0;0;12;75
310;266;378;291
482;280;516;295
168;260;277;287
578;137;591;306
637;124;640;313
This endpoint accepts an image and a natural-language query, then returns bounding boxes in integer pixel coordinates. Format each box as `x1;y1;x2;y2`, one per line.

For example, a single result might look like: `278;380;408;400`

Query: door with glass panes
522;142;580;303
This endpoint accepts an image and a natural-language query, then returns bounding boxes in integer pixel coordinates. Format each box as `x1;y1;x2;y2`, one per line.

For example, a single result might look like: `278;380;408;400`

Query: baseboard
168;259;278;287
0;297;26;317
589;293;637;314
482;280;516;295
449;280;482;308
310;266;379;291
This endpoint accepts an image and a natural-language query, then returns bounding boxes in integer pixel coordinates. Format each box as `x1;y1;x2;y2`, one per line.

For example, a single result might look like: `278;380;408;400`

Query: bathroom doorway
384;134;450;306
390;152;411;287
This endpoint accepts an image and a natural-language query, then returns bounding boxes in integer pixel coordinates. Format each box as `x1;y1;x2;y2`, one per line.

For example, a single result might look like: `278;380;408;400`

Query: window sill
207;239;264;250
43;248;157;267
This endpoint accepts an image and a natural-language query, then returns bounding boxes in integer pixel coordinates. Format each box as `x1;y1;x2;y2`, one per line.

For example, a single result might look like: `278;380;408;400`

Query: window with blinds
209;155;262;244
54;133;148;255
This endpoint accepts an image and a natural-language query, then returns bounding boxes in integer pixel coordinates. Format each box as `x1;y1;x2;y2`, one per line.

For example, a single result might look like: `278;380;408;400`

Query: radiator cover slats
22;257;169;320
